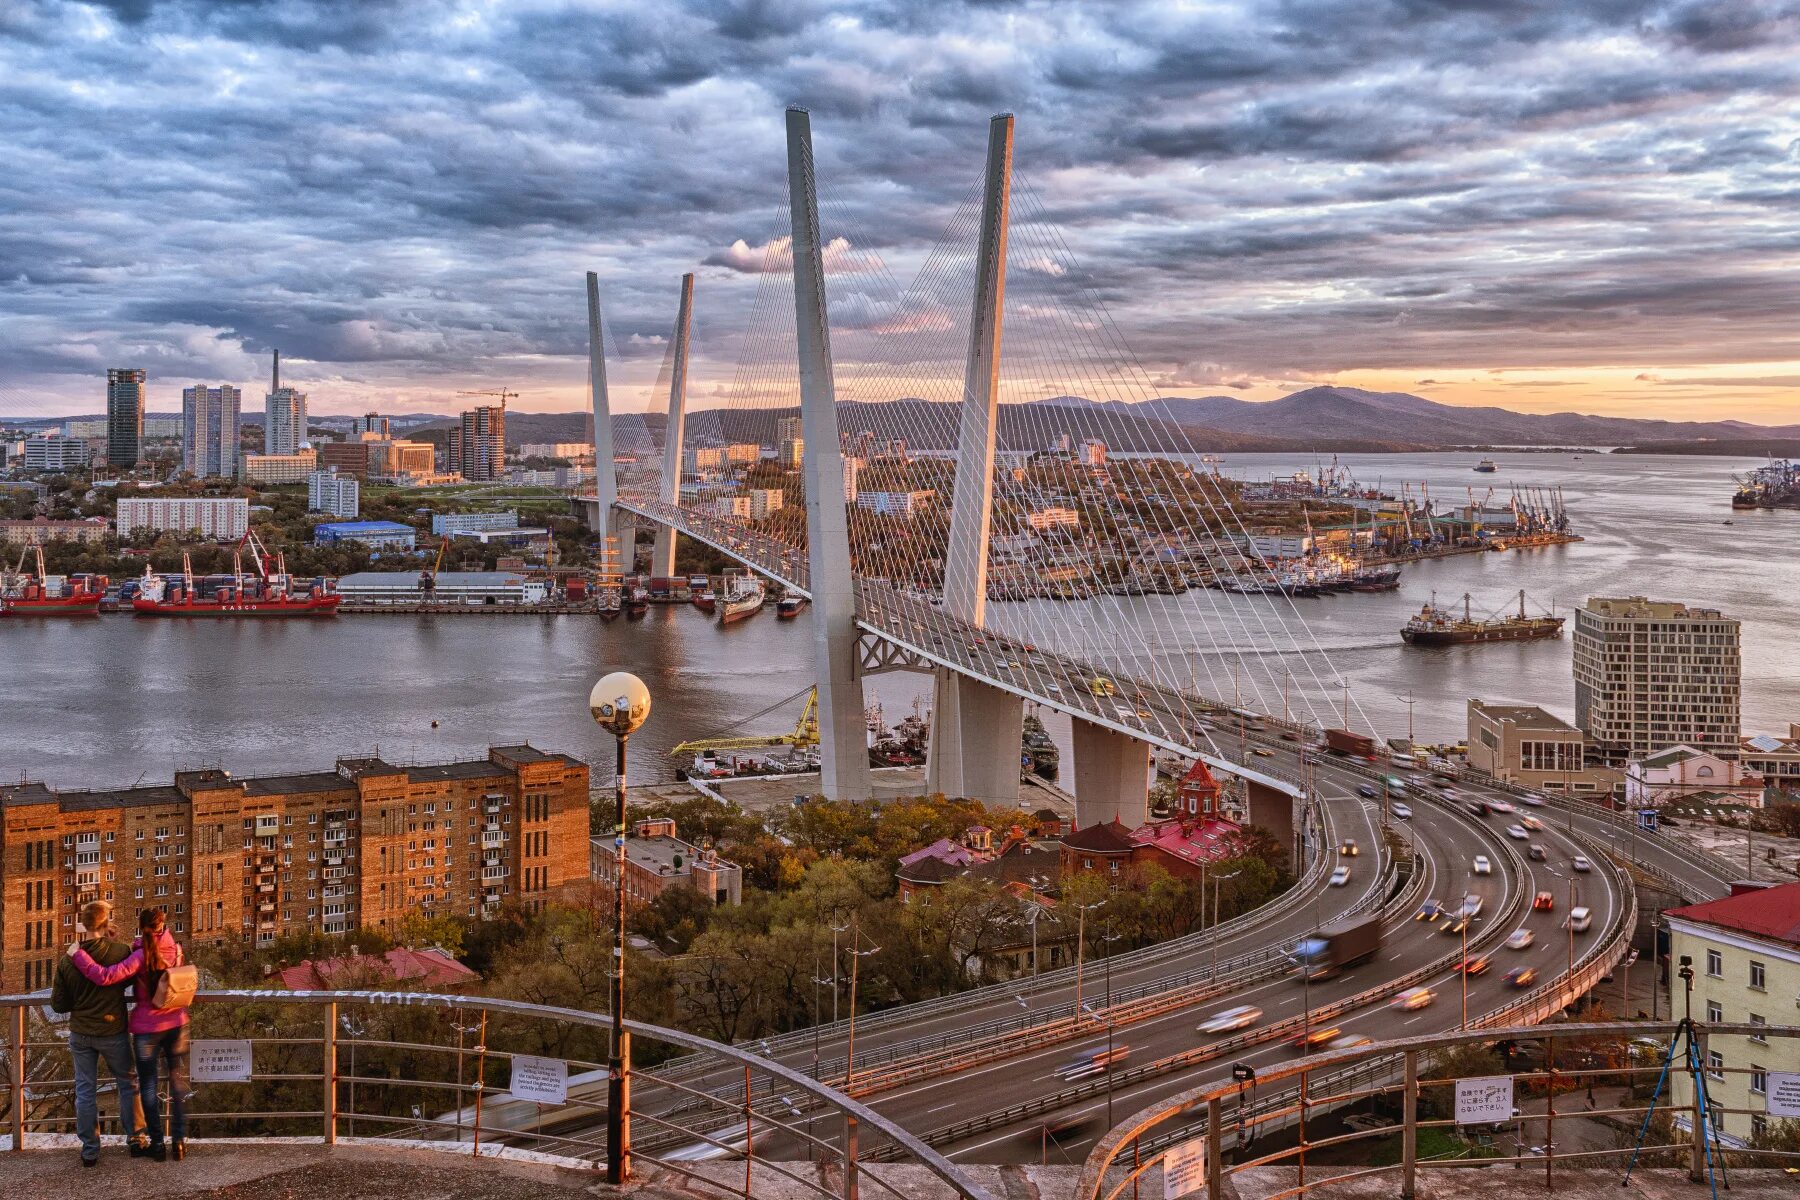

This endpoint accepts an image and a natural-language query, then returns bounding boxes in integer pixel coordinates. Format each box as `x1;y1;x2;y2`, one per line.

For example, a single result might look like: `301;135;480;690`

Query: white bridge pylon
584;109;1306;816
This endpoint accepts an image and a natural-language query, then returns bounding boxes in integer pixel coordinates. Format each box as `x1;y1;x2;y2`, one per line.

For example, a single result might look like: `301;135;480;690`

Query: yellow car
1089;677;1117;697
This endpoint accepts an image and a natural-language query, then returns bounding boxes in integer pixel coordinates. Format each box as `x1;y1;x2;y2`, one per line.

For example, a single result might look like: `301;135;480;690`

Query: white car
1520;815;1543;831
1487;799;1516;814
1506;824;1529;840
1198;1005;1264;1035
1506;929;1535;951
1572;855;1592;873
1391;802;1412;820
1519;794;1546;807
1330;866;1352;886
1473;855;1492;876
1566;907;1592;933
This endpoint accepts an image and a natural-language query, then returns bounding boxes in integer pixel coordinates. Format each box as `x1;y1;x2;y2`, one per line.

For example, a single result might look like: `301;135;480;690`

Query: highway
572;497;1730;1166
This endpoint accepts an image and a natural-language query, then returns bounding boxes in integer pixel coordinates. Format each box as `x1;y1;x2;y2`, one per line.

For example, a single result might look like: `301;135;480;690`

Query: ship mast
1463;592;1472;623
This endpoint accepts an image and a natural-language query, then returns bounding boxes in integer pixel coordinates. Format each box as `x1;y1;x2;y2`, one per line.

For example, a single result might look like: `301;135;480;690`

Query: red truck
1324;728;1376;759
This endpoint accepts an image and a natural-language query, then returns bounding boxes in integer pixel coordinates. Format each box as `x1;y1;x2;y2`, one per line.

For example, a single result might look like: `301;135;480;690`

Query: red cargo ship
132;533;340;618
1;547;105;616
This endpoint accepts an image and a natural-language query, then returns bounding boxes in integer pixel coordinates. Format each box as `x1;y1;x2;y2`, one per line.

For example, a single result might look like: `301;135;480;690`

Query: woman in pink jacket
69;908;191;1160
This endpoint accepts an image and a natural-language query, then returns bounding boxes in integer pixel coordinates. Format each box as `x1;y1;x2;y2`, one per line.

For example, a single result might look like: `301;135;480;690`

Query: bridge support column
650;273;694;578
925;672;1023;806
1071;718;1151;830
585;271;624;543
787;108;871;802
929;112;1022;808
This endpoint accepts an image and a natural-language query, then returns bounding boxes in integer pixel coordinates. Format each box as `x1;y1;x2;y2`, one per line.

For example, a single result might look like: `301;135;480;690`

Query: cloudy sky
2;0;1797;422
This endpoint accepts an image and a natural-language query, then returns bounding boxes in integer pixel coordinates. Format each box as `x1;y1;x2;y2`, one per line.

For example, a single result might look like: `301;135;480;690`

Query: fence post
1206;1097;1222;1200
322;1001;338;1145
843;1112;860;1200
1401;1050;1418;1198
8;1004;24;1152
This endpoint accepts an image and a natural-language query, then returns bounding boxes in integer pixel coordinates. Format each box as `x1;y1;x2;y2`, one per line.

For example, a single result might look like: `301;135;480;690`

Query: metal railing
1079;1019;1800;1200
0;989;996;1200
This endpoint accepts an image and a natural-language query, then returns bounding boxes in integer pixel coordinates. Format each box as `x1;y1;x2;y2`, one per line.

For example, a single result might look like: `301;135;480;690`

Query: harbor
7;451;1798;787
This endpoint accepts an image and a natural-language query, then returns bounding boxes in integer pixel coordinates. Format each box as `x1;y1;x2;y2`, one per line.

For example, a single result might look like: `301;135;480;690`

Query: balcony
480;866;509;882
481;830;505;849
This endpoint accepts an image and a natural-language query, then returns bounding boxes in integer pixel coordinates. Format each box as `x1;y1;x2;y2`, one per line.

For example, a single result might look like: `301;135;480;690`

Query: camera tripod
1622;956;1727;1198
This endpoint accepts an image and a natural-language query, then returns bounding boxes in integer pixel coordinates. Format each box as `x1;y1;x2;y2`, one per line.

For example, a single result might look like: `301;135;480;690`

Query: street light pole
843;917;880;1086
590;670;651;1187
1072;899;1103;1017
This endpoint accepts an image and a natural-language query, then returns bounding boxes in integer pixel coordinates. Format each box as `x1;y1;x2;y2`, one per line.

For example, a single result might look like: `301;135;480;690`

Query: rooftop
277;946;477;992
1469;700;1580;733
1666;880;1800;948
1062;820;1136;854
1582;595;1733;622
338;571;529;586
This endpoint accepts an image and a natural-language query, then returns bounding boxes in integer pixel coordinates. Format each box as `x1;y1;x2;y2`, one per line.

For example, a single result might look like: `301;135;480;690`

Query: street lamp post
1210;870;1240;979
843;917;880;1086
1072;899;1104;1017
589;670;651;1187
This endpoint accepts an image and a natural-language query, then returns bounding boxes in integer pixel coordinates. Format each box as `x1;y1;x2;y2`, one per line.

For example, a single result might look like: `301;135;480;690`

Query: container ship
1;547;105;616
1401;590;1562;646
132;533;339;618
1732;459;1800;509
718;572;766;625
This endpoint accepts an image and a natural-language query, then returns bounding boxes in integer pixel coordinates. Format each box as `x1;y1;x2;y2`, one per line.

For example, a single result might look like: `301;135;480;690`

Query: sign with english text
508;1054;569;1105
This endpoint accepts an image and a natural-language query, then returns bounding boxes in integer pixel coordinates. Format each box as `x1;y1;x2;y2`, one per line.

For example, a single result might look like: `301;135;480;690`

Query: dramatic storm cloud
1;0;1797;420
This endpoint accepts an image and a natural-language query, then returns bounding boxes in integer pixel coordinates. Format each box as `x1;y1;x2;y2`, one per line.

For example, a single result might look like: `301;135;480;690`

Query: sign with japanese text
1455;1075;1513;1125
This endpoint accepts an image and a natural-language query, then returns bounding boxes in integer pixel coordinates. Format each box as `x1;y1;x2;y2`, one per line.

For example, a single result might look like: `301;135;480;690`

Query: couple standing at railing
49;900;195;1168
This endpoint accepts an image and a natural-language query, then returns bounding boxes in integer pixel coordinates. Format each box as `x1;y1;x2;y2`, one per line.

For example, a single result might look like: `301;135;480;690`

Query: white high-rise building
182;384;242;478
308;468;360;518
263;349;308;456
1573;596;1742;763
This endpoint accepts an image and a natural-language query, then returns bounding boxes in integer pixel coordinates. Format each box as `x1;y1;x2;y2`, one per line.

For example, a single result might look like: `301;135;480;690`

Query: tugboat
132;533;338;618
718;570;766;625
689;574;716;613
623;581;649;619
1474;458;1498;473
1402;590;1563;646
0;546;105;616
777;594;807;619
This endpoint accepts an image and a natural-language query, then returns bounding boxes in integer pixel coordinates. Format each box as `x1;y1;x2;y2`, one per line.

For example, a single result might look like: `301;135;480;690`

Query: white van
1566;907;1592;934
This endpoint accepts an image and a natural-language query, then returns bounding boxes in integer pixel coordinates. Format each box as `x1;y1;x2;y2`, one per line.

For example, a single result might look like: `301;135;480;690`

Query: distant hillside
1036;387;1800;448
1614;439;1800;458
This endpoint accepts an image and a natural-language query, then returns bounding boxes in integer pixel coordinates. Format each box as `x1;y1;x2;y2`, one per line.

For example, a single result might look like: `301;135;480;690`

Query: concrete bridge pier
925;671;1025;807
1071;719;1152;830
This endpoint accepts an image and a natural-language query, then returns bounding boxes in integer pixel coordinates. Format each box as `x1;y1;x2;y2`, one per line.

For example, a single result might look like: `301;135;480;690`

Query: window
1753;1115;1769;1141
1750;1014;1767;1043
1706;1000;1722;1023
1750;1065;1767;1094
1707;1050;1724;1080
1706;949;1723;977
1750;961;1766;990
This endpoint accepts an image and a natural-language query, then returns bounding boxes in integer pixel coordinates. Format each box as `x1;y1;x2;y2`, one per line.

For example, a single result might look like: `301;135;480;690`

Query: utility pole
1396;694;1417;746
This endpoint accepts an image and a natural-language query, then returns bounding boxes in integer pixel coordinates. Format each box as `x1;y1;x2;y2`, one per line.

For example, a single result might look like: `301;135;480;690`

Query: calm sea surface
4;452;1791;789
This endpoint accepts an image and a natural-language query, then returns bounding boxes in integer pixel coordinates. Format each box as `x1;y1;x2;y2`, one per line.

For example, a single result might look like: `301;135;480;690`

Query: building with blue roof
312;520;416;551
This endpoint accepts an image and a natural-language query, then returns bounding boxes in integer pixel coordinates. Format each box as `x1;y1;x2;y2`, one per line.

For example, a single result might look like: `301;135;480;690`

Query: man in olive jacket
51;900;148;1165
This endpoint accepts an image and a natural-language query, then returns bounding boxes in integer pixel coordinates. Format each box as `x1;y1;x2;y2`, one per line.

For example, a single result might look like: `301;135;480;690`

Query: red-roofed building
1060;808;1244;889
276;946;478;993
1663;881;1800;1144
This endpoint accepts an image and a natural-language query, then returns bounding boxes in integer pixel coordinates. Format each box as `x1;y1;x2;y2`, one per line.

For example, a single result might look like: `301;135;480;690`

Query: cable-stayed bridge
582;109;1364;824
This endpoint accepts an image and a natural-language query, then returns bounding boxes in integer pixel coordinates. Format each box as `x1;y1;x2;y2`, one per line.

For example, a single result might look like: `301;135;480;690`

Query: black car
1465;801;1489;817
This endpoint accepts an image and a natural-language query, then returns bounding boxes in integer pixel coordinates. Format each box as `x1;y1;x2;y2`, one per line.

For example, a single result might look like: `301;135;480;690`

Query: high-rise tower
105;368;147;468
182;384;242;478
264;349;309;455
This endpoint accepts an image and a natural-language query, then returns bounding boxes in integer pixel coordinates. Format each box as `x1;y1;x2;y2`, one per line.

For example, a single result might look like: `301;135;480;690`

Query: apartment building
589;817;741;909
1572;597;1741;764
1665;883;1800;1146
243;449;319;485
0;746;589;991
116;496;250;540
0;518;111;546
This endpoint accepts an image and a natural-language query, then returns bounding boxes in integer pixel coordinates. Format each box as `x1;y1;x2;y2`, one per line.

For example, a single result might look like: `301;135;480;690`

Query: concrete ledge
1;1143;1787;1200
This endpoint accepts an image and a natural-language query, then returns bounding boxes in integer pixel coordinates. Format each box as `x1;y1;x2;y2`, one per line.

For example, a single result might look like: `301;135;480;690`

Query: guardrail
1078;1017;1800;1200
0;989;995;1200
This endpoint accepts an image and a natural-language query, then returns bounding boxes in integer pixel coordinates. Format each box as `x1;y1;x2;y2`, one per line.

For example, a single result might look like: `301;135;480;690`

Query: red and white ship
132;532;340;618
1;546;105;616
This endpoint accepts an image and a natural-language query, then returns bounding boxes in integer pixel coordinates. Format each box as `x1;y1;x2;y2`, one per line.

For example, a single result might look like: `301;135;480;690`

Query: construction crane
456;388;518;408
670;687;819;756
419;537;448;599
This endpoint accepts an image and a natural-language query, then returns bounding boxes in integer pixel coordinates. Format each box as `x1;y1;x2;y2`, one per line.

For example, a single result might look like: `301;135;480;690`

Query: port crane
670;686;820;756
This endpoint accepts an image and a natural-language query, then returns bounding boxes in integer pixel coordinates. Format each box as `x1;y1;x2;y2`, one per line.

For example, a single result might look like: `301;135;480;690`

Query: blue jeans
134;1026;190;1146
70;1030;145;1158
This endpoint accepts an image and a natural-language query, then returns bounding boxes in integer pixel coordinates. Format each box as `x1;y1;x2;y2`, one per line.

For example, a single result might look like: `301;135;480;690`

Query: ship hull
132;597;341;618
719;600;762;624
1402;623;1561;646
2;596;102;616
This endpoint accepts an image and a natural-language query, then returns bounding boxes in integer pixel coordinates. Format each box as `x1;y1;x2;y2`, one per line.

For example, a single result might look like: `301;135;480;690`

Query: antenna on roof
272;348;281;392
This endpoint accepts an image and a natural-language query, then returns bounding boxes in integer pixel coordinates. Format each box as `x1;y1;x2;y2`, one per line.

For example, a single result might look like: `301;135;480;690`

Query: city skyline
0;2;1796;422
